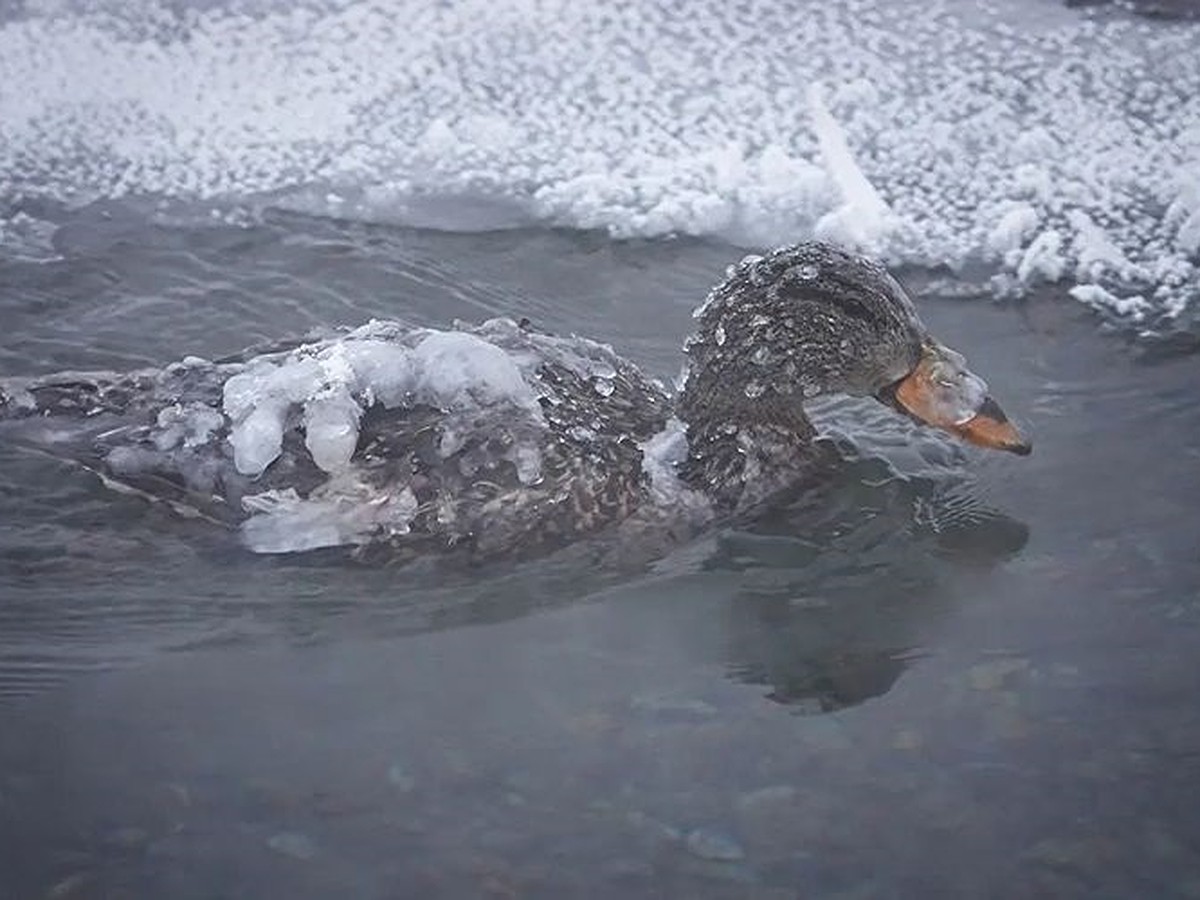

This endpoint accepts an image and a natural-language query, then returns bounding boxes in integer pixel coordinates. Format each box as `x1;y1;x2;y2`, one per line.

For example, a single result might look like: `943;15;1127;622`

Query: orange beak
946;396;1032;455
892;351;1031;456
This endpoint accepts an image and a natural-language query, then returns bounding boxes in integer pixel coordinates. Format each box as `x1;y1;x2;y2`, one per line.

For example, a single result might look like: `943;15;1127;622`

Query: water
3;0;1200;895
2;206;1199;898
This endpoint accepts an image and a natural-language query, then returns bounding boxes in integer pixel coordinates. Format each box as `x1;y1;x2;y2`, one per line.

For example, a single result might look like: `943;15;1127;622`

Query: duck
0;241;1029;559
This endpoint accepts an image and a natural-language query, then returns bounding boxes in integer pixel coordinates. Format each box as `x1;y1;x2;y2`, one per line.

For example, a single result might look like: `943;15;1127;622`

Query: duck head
679;242;1030;470
877;339;1031;455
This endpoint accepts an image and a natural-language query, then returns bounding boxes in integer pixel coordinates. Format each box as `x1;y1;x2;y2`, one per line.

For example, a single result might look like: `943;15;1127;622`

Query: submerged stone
266;831;318;860
46;873;92;899
103;826;150;851
626;810;683;845
968;657;1030;691
736;785;798;813
892;728;924;751
685;826;747;861
386;762;416;793
630;692;718;719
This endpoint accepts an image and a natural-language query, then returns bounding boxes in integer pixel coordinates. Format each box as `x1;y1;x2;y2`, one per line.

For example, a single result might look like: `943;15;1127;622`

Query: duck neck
677;392;819;514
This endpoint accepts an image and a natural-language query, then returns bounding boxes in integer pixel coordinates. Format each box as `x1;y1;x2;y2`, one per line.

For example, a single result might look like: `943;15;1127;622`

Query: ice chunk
1177;208;1200;257
224;349;359;476
987;204;1039;257
588;360;617;380
219;324;546;477
241;489;344;553
808;83;896;253
639;417;710;518
925;345;990;426
338;340;414;408
1067;211;1149;283
241;481;421;553
472;316;624;394
1069;285;1151;322
222;355;326;476
1166;185;1200;257
153;403;225;451
509;443;542;486
410;331;541;415
1016;230;1067;284
303;388;361;473
317;341;357;388
228;404;287;477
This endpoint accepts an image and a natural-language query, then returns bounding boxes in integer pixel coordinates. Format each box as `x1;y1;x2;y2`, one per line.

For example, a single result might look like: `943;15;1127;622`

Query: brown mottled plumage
679;243;925;514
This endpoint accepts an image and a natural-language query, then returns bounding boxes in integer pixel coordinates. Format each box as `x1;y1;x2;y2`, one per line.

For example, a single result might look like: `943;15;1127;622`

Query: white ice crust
240;480;420;554
214;317;593;551
808;84;898;254
638;417;693;507
206;315;640;550
1;0;1197;322
221;322;544;478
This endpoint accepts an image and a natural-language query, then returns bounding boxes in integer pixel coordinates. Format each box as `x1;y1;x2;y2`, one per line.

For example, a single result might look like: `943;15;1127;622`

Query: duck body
0;242;1028;558
0;317;678;557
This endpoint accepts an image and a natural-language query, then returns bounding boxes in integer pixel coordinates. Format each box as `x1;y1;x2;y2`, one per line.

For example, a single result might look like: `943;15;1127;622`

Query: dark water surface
2;209;1199;898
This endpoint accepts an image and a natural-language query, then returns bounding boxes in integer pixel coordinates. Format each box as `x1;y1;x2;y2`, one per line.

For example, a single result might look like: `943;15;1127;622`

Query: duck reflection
708;451;1029;713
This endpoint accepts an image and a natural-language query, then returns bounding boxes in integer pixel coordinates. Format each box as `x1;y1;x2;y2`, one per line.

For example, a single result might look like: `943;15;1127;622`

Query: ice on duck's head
221;321;545;478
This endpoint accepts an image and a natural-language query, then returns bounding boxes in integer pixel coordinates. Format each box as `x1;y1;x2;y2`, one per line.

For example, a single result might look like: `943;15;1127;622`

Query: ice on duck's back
409;330;540;411
241;479;421;554
639;417;709;516
153;402;225;452
639;418;690;505
303;386;361;474
218;317;650;552
221;322;543;478
223;353;329;476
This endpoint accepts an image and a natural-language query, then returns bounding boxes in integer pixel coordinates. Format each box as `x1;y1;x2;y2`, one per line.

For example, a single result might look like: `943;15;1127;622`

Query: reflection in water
708;450;1029;713
0;445;1039;898
0;446;1035;896
0;428;1028;714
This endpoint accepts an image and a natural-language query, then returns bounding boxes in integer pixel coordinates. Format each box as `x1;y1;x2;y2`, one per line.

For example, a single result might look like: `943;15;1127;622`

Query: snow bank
1;0;1197;322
